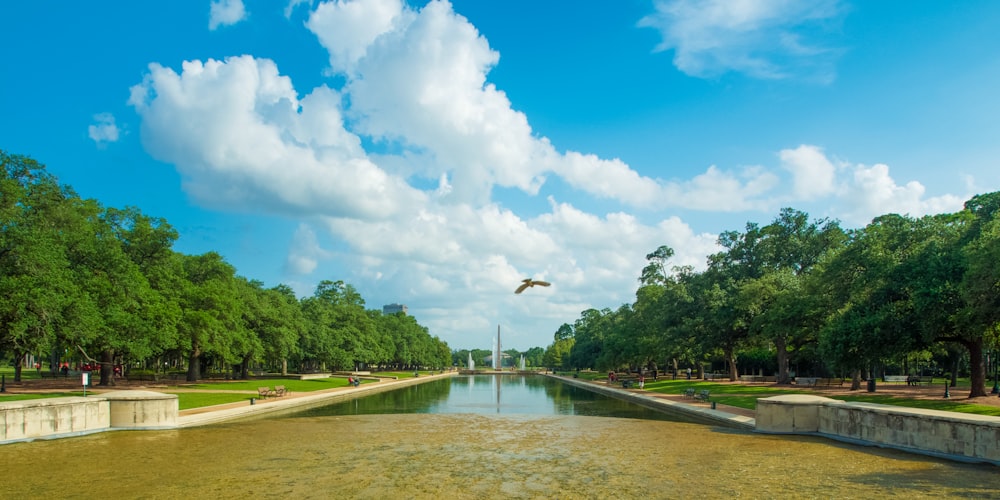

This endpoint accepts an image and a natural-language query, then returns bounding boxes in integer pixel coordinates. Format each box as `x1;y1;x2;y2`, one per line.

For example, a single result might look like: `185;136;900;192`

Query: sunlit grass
0;392;85;401
179;377;352;392
378;371;420;379
174;392;253;410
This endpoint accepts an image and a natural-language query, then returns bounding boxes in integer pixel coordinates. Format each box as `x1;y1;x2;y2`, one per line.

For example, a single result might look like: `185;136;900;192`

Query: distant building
382;303;408;315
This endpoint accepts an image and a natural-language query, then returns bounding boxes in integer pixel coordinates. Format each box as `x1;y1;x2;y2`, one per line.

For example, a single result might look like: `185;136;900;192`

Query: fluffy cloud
310;0;550;204
128;55;425;220
88;113;120;145
779;144;837;199
306;0;403;73
639;0;843;81
841;163;965;225
209;0;247;30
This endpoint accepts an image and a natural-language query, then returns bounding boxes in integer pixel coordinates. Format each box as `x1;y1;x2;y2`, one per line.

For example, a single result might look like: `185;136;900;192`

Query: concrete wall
1;391;179;444
756;395;1000;465
1;397;109;443
104;391;178;429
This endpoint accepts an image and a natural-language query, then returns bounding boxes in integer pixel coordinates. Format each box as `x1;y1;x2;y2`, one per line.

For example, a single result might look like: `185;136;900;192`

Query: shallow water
3;376;999;498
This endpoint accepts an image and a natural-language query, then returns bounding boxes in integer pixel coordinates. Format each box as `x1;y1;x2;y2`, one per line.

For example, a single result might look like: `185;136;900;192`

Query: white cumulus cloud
128;55;424;220
779;144;837;199
841;163;965;225
209;0;247;30
88;112;120;145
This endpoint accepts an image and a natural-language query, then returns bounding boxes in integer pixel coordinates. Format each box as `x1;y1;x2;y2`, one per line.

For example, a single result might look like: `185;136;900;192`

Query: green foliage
554;196;1000;399
0;150;449;382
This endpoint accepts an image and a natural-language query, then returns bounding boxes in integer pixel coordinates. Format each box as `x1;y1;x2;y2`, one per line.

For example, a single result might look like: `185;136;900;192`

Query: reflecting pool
2;375;999;498
294;374;699;421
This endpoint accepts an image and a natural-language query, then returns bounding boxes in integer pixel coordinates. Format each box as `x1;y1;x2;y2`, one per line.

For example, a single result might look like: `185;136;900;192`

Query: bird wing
515;282;530;294
532;280;551;287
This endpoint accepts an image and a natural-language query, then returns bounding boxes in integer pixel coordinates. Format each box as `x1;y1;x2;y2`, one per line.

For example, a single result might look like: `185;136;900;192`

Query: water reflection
291;375;696;422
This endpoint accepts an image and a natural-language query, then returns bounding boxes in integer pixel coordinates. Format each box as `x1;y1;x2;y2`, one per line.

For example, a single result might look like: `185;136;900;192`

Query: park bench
883;375;908;384
694;389;711;402
273;385;288;397
818;378;846;387
257;387;271;399
795;377;818;386
683;388;696;398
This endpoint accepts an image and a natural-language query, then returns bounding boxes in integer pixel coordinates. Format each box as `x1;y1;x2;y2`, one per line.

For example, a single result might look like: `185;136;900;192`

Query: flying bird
515;278;551;294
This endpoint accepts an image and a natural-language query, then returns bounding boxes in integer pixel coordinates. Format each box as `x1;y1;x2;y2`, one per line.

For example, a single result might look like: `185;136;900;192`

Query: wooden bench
818;378;846;387
795;377;818;386
257;387;272;399
273;385;288;397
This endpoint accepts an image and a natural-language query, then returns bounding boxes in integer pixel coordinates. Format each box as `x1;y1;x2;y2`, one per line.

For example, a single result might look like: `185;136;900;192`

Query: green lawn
0;392;85;401
174;392;254;410
0;366;51;381
178;377;353;392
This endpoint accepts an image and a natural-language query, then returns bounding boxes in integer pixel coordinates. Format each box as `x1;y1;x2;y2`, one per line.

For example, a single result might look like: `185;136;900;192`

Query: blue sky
2;0;999;352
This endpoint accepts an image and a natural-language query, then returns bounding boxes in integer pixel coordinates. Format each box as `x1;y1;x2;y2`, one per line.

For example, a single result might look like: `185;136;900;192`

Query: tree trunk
775;335;791;384
281;358;288;376
99;349;115;386
850;369;862;391
967;338;988;398
186;347;202;382
13;351;25;382
239;355;251;380
725;347;738;381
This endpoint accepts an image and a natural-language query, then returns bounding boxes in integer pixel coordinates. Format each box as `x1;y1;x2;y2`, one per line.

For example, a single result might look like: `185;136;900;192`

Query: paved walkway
550;375;756;429
175;373;456;427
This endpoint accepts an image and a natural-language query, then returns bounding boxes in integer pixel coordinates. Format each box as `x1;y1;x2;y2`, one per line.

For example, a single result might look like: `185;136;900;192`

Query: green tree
176;252;243;381
0;152;76;381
